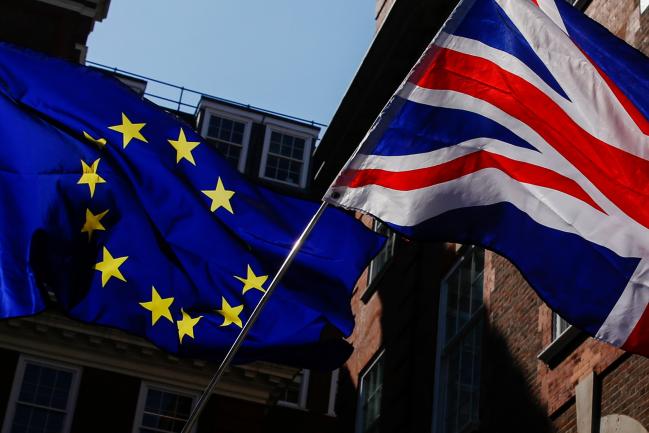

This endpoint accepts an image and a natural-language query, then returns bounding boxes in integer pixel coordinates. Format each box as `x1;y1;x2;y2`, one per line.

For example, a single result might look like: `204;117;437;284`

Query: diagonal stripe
622;303;649;355
412;47;649;229
341;150;603;213
578;47;649;136
596;259;649;350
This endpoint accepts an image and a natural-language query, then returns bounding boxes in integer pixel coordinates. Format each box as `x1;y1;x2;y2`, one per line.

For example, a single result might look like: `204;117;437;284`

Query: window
2;357;81;433
368;220;396;285
259;123;314;188
327;369;340;417
356;351;384;433
433;247;484;433
277;369;310;409
538;310;581;365
133;383;196;433
201;110;252;173
552;313;571;341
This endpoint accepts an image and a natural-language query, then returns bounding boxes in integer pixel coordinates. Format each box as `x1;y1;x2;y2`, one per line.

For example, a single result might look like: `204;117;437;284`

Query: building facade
0;1;342;432
313;0;649;432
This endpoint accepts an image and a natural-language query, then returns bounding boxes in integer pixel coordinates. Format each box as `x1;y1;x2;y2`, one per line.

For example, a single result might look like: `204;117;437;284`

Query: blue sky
87;0;376;127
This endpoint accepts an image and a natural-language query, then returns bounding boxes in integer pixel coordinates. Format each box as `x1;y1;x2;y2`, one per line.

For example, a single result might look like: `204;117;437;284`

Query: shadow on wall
479;326;553;433
333;242;557;433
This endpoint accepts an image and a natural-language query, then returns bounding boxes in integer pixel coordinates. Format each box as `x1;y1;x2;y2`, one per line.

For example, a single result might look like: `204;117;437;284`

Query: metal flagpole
180;201;330;433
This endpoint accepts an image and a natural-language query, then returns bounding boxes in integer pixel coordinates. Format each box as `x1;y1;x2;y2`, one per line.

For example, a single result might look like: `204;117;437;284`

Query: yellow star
177;308;202;343
139;286;174;326
94;247;128;287
201;177;235;214
81;208;109;240
108;113;148;148
216;297;244;328
234;265;268;295
83;131;107;149
168;128;200;165
77;158;106;198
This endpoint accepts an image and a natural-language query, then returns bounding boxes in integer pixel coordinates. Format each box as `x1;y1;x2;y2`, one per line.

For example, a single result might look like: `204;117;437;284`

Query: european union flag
0;43;384;368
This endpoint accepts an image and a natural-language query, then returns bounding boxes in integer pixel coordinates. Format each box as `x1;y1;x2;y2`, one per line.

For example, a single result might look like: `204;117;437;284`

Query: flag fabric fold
326;0;649;356
0;42;385;368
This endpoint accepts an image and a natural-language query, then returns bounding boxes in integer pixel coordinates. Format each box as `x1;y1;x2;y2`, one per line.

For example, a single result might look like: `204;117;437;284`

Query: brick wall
600;355;649;427
481;3;649;432
481;254;552;432
585;0;649;55
539;334;624;415
485;252;649;432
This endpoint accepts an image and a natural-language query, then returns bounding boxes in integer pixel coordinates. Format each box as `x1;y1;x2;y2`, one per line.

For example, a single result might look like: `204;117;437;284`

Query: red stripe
578;48;649;136
621;304;649;357
530;0;539;5
412;48;649;228
341;150;604;212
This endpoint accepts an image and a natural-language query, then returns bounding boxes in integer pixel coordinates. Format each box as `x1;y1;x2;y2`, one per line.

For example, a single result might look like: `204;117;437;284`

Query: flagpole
180;201;330;433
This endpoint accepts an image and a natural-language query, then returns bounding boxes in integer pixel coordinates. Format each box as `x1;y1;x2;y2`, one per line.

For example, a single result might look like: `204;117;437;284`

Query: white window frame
132;382;197;433
199;103;259;173
277;369;310;410
367;220;396;288
355;350;385;433
432;246;484;433
327;369;340;417
552;312;572;341
1;355;82;433
259;118;316;189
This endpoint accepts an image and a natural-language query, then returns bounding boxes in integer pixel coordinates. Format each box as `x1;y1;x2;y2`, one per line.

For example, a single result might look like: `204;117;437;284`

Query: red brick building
313;0;649;432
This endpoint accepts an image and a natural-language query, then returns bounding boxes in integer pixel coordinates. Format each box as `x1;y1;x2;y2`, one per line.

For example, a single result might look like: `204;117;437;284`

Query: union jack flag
326;0;649;356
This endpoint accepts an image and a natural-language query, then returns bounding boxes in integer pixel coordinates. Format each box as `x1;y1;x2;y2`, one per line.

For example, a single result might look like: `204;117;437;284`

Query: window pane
17;363;73;410
140;388;193;433
278;370;306;405
206;115;247;169
439;248;484;433
292;138;305;159
552;313;571;340
368;222;395;283
264;131;307;185
360;354;384;432
11;403;66;433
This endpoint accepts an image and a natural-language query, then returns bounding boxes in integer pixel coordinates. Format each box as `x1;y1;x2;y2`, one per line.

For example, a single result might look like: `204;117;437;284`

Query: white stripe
329;168;649;346
595;260;649;346
434;32;574;116
397;86;611;212
395;86;649;246
330;170;612;248
348;138;539;172
495;0;649;158
331;161;649;258
536;0;569;34
328;169;649;347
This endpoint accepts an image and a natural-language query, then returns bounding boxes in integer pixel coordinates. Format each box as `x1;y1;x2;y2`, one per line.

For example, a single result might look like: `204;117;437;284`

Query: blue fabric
371;100;539;156
556;0;649;123
390;203;638;335
452;0;569;101
0;43;384;368
350;0;649;346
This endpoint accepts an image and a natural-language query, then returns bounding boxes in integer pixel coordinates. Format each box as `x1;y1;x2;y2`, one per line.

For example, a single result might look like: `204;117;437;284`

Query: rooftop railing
86;60;328;129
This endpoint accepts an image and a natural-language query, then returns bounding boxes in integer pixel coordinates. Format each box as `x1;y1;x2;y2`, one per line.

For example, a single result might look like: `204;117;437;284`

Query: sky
87;0;376;127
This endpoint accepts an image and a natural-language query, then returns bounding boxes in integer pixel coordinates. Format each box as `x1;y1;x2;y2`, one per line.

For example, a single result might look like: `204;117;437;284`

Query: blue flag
0;42;384;368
